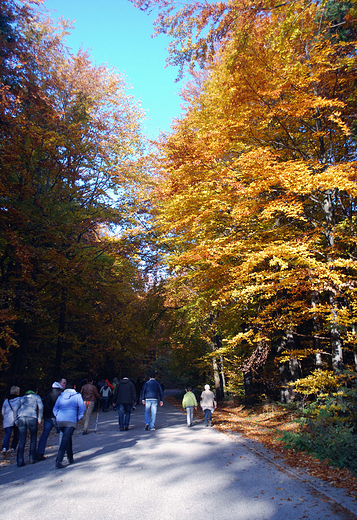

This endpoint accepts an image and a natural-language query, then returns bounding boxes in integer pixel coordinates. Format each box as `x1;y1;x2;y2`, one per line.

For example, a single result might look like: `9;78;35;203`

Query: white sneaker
2;448;7;453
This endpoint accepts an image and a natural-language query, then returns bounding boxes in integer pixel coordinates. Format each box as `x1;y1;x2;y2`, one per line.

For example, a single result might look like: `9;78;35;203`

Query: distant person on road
35;377;66;461
100;381;112;412
53;381;86;468
200;384;217;427
135;377;144;405
182;387;197;427
13;383;43;467
1;386;20;453
81;378;101;434
141;371;163;431
112;376;137;430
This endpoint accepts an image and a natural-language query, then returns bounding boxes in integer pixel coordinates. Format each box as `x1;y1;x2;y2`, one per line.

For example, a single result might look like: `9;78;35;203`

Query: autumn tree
140;0;357;399
0;0;151;391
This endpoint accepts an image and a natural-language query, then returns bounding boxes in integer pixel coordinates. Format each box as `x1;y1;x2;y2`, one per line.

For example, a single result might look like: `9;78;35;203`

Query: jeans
144;399;158;429
118;403;132;429
186;406;194;426
204;409;212;426
102;398;109;412
2;425;19;450
56;426;75;463
37;417;58;455
17;417;38;466
83;400;95;433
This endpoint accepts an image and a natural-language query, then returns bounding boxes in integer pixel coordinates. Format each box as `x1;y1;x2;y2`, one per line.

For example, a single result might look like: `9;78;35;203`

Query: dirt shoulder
166;395;357;499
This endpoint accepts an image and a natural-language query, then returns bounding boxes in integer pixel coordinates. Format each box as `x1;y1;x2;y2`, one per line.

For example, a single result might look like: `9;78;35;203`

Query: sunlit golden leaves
144;0;357;388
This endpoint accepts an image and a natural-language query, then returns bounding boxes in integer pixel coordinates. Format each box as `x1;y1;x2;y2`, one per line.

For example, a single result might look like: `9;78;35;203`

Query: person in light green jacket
182;387;197;427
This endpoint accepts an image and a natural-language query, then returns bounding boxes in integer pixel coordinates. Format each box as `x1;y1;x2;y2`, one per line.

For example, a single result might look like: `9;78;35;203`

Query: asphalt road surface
1;392;357;520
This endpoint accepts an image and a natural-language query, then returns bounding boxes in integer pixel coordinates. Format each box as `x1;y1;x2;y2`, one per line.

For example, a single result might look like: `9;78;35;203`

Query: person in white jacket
200;384;217;427
1;386;20;453
13;383;43;467
53;381;86;468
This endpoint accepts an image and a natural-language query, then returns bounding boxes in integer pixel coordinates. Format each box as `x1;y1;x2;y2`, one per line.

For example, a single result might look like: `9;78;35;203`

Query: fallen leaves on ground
166;396;357;499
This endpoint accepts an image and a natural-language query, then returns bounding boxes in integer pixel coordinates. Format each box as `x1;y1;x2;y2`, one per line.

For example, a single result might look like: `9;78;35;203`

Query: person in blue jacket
140;371;163;431
53;381;86;468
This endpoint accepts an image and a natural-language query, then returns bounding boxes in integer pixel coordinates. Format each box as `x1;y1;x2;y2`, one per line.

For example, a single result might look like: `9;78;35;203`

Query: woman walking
53;381;86;468
1;386;21;453
200;384;217;427
13;383;43;466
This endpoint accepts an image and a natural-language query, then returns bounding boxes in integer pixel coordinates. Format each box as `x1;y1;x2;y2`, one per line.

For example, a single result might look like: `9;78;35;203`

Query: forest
1;0;357;470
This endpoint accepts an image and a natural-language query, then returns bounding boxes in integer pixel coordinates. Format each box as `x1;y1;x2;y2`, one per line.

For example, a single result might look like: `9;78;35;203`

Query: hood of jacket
61;389;77;400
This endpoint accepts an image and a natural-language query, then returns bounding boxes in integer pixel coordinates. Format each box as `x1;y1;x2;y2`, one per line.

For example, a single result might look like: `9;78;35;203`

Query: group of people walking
182;384;217;427
2;373;217;469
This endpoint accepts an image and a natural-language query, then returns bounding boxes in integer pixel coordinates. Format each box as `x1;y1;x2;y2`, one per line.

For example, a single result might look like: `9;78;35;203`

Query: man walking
112;376;137;431
141;372;163;431
81;378;101;434
36;377;66;461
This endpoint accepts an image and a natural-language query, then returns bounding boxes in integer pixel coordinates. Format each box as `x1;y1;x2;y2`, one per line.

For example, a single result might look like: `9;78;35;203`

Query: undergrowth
279;386;357;475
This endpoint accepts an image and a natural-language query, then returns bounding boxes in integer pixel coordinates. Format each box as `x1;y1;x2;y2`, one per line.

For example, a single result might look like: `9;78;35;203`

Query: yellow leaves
289;370;348;395
279;349;326;364
269;256;289;271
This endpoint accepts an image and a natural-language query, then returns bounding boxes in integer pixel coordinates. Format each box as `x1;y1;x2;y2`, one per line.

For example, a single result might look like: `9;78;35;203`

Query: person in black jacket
112;377;137;431
140;372;163;431
35;377;66;461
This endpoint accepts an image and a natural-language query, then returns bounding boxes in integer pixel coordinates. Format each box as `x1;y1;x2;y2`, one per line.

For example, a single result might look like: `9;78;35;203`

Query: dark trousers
17;417;38;466
118;403;132;428
2;424;19;450
37;417;59;455
56;426;75;464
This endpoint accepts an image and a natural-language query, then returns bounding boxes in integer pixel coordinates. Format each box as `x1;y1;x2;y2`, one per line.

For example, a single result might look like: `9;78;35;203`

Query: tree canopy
139;0;357;399
0;0;154;391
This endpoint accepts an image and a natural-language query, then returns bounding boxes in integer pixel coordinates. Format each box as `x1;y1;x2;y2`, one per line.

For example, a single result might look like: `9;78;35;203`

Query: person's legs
83;400;95;433
56;426;75;465
204;409;209;426
66;428;75;462
186;406;193;426
36;418;54;456
2;427;12;450
208;409;212;426
144;400;151;427
118;404;125;429
103;398;109;412
149;400;158;430
27;417;38;463
11;424;19;450
124;403;132;428
16;417;27;466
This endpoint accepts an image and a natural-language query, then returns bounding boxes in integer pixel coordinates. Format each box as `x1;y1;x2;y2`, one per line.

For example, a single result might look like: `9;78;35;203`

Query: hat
10;386;20;396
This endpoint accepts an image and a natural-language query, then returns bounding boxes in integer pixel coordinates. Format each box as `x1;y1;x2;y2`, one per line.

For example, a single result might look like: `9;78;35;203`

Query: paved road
1;393;357;520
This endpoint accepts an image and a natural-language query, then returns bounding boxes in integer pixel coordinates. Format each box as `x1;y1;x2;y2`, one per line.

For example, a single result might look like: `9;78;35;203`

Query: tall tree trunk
12;320;29;384
311;291;323;370
212;354;221;400
331;323;344;373
278;330;300;403
53;287;67;380
243;370;254;405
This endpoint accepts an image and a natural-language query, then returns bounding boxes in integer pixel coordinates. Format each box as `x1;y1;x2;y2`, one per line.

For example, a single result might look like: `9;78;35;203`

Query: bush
279;385;357;475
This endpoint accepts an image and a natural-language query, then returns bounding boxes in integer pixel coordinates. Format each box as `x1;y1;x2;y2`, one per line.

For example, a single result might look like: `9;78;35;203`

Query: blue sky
43;0;183;138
